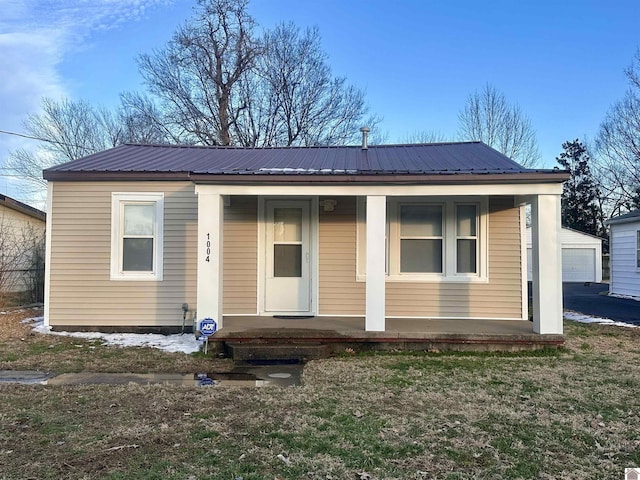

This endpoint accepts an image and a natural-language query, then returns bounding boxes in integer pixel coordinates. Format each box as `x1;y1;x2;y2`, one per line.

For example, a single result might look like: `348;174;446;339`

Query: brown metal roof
43;142;568;183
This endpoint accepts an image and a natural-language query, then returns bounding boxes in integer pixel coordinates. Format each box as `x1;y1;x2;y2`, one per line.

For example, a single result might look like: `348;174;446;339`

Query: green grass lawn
1;312;639;479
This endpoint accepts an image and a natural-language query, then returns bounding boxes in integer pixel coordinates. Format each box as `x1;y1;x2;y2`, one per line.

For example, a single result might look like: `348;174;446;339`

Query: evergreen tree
556;139;603;237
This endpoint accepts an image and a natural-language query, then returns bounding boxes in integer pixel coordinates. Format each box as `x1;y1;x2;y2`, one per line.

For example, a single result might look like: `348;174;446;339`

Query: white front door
264;200;312;314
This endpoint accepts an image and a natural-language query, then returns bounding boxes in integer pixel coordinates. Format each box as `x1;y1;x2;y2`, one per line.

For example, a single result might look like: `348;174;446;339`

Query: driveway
562;283;640;325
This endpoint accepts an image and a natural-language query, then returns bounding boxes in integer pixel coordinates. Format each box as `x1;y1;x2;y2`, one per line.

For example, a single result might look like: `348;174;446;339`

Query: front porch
209;317;564;359
196;187;565;337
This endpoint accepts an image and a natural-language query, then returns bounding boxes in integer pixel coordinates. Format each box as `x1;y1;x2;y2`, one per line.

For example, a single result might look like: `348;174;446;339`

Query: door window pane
274;208;302;242
123;238;154;271
457;239;477;273
456;205;477;236
400;205;442;237
274;244;302;277
400;239;442;273
124;204;155;235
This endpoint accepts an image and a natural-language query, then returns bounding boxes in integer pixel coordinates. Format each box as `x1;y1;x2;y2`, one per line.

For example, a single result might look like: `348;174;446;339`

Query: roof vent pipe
360;127;370;150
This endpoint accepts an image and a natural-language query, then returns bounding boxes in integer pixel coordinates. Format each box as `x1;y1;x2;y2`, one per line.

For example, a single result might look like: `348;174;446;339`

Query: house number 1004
205;233;211;262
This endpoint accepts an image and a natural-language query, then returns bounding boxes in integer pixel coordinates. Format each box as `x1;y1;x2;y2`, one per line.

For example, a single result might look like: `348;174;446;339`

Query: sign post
198;318;217;355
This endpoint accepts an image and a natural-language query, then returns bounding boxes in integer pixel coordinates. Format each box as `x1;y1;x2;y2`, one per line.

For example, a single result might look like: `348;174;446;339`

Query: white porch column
196;191;224;330
530;194;563;334
365;195;386;331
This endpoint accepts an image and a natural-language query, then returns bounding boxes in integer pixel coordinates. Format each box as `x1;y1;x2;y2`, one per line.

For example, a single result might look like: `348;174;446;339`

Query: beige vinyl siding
223;196;258;314
48;182;197;327
49;185;259;327
318;196;522;319
318;196;365;315
386;196;522;318
49;185;522;327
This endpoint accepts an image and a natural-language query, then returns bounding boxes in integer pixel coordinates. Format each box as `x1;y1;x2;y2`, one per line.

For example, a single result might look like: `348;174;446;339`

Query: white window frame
110;192;164;281
356;196;488;283
390;201;445;277
455;203;479;275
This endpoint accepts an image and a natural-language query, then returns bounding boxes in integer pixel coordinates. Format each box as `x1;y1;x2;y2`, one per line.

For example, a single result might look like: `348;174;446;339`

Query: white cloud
0;0;173;201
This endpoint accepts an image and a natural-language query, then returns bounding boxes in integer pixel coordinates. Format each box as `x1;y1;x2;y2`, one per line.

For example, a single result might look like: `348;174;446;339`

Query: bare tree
0;216;45;306
595;49;640;214
6;97;106;199
400;130;450;144
8;0;382;204
109;92;178;145
6;96;172;201
233;61;281;147
458;84;541;167
20;97;106;161
137;6;377;147
254;23;377;146
137;0;261;146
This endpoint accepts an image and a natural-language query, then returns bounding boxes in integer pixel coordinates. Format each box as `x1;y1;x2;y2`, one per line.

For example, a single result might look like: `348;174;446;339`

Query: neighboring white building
526;226;602;283
605;209;640;298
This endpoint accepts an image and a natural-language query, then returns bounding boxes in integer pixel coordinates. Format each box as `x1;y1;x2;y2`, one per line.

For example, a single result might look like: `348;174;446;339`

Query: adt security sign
199;318;217;337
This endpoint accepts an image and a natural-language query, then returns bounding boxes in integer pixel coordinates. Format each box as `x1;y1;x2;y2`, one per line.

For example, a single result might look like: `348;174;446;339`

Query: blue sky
1;0;639;202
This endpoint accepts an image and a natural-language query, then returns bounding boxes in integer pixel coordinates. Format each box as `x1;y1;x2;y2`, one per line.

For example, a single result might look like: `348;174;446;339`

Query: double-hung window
637;231;640;269
456;204;478;274
357;197;487;282
399;204;443;273
111;193;164;281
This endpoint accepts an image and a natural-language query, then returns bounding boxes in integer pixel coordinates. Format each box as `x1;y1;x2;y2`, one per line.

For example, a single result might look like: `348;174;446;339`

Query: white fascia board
195;183;563;197
605;216;640;227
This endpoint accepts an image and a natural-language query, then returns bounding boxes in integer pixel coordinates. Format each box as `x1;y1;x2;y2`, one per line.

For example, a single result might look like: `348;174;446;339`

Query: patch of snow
608;292;640;302
564;311;639;329
24;317;201;354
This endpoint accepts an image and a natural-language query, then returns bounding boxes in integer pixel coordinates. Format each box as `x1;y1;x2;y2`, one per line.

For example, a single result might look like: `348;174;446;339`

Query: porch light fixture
320;199;338;212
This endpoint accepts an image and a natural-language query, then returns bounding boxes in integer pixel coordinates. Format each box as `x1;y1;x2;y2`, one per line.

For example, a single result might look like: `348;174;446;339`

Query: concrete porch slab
211;316;564;357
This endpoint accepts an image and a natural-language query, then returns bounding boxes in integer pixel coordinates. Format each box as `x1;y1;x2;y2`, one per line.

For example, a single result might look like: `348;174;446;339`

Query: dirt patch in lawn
0;307;39;341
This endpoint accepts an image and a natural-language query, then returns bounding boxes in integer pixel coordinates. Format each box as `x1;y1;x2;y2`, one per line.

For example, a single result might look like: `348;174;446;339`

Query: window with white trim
111;193;164;281
456;204;478;274
357;197;487;282
636;231;640;269
398;204;443;273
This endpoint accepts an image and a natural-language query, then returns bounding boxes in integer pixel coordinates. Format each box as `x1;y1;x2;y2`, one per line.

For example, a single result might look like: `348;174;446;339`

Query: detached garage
527;227;603;283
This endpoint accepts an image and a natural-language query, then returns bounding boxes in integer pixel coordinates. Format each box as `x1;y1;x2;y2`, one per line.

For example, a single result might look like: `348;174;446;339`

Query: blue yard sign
199;318;217;337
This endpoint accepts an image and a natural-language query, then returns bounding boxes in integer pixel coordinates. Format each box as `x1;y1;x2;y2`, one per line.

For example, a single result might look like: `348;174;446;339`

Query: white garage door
527;248;596;282
562;248;596;282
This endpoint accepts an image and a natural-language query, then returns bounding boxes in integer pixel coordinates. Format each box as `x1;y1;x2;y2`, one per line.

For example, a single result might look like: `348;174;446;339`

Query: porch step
226;342;330;362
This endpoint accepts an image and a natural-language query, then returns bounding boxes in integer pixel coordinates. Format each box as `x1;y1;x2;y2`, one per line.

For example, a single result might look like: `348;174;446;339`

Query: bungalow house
605;209;640;298
42;140;568;338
